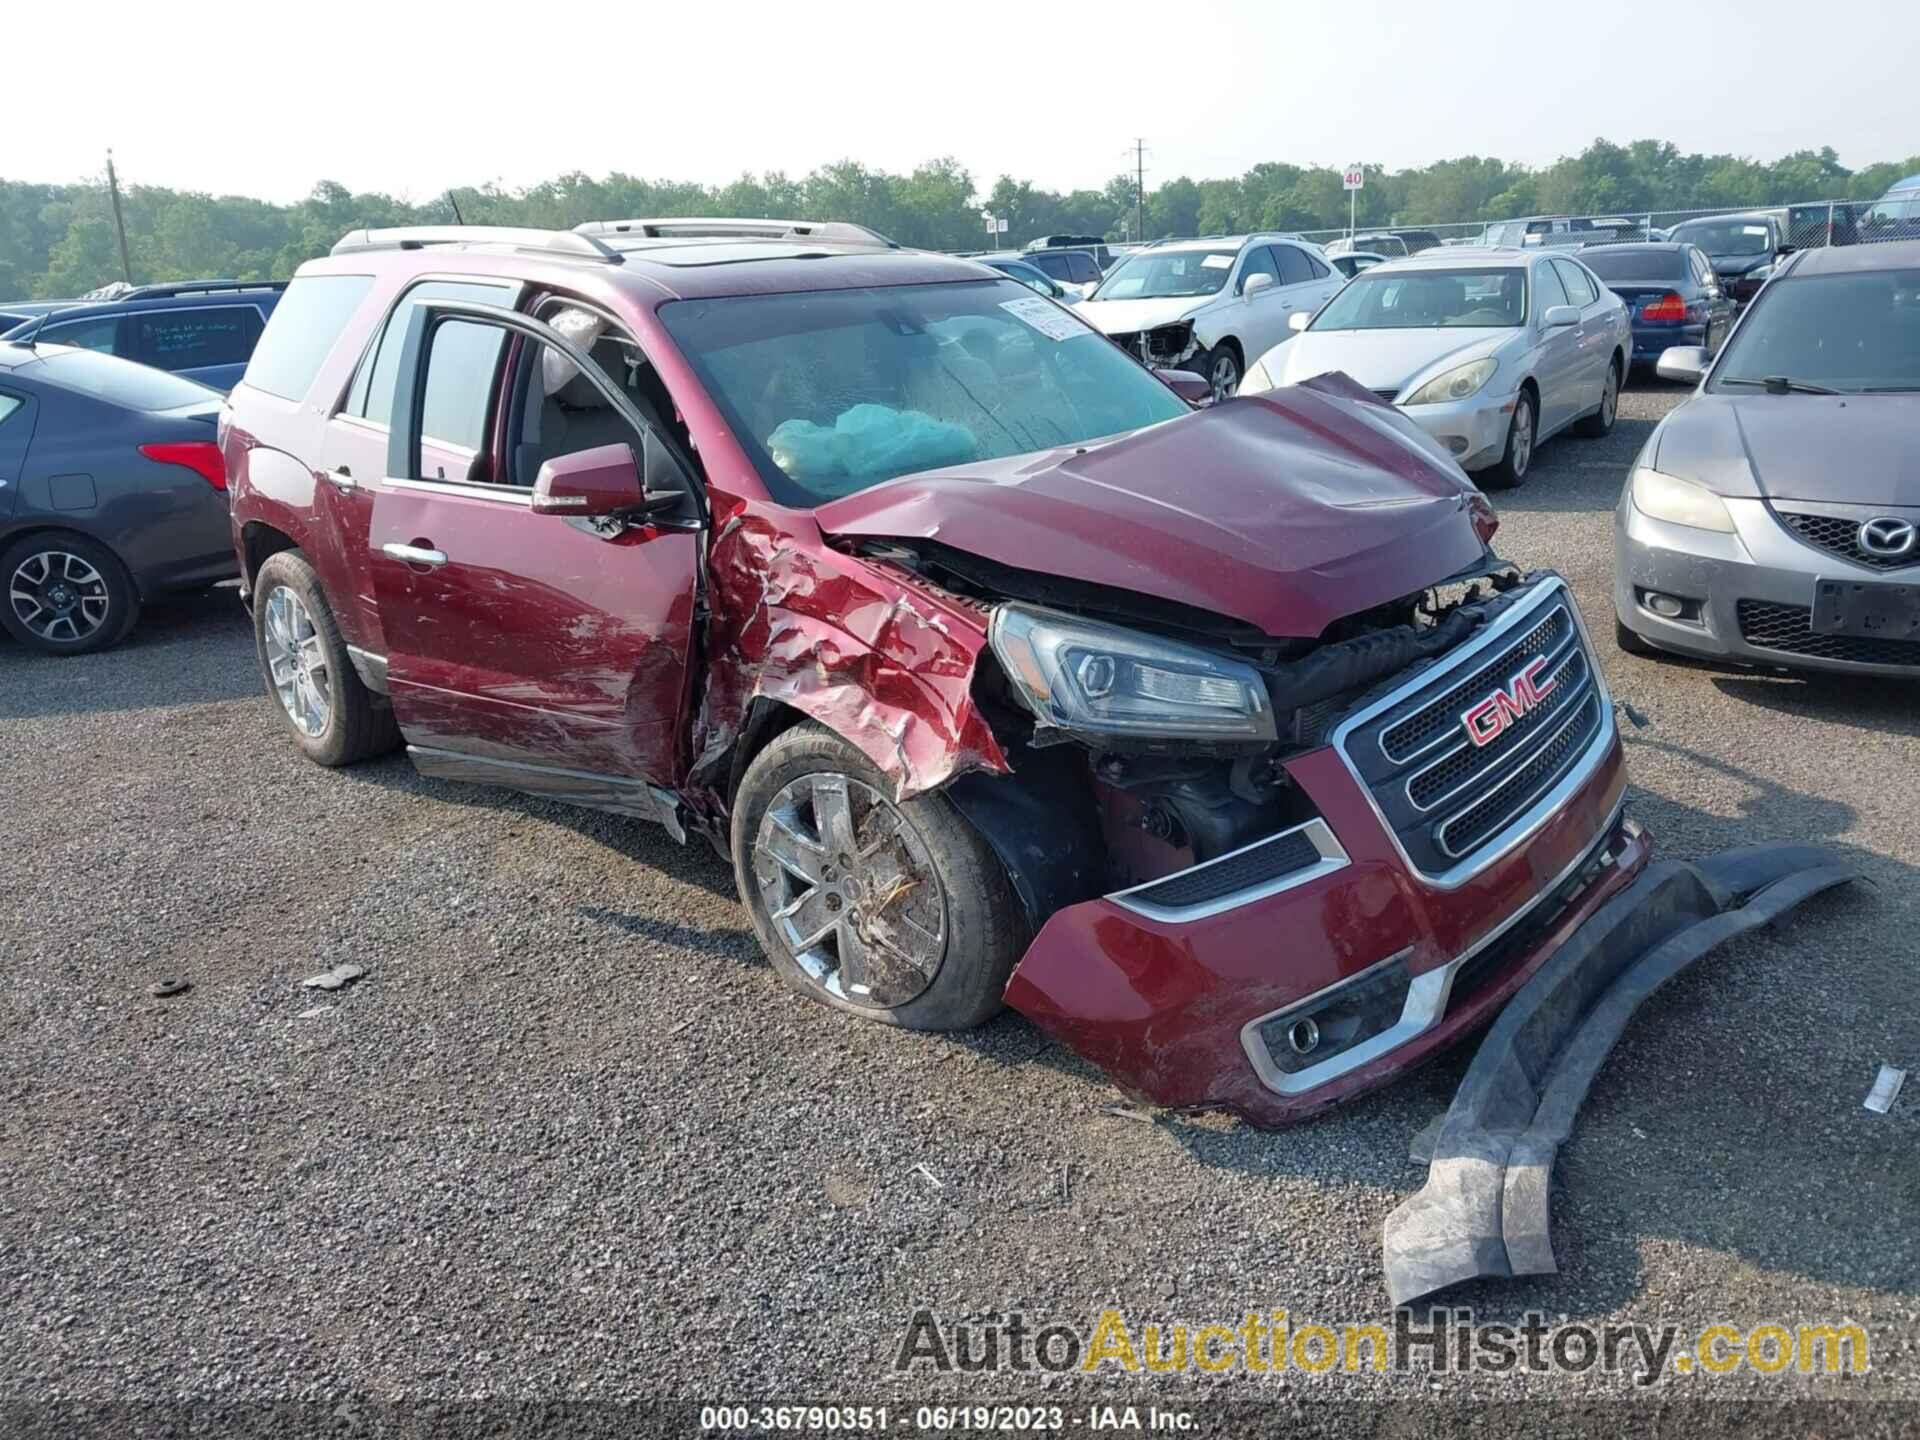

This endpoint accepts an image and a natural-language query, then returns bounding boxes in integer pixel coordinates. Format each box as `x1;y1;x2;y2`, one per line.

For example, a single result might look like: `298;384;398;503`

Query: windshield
1581;249;1689;283
658;279;1190;505
36;347;218;410
1310;268;1527;331
1709;269;1920;394
1090;249;1237;300
1672;221;1772;255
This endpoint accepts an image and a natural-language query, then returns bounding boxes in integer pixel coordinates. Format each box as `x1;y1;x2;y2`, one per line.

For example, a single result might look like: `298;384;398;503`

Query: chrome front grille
1333;578;1612;883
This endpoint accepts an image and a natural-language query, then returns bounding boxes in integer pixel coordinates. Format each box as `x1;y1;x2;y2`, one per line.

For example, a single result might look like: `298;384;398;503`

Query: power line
1125;139;1149;241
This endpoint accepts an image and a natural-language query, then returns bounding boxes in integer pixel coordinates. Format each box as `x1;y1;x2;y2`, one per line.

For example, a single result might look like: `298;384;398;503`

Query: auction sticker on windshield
1202;254;1234;268
999;296;1088;342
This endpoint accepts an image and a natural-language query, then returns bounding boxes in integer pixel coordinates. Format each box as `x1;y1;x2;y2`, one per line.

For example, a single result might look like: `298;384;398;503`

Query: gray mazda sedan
1615;241;1920;674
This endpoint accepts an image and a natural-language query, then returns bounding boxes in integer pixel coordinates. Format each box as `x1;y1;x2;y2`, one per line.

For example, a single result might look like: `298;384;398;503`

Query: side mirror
1155;368;1213;405
1655;346;1710;385
1542;305;1581;328
532;441;675;518
1777;244;1796;257
1241;271;1276;298
1288;310;1312;333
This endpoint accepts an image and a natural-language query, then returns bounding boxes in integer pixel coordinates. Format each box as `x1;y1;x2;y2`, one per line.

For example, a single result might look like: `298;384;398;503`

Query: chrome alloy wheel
262;585;332;738
1209;349;1241;401
1600;364;1618;428
9;550;109;643
752;773;947;1009
1511;397;1535;479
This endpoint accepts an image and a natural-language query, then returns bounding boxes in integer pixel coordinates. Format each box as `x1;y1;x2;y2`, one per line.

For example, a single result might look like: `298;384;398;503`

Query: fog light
1287;1017;1321;1056
1445;436;1470;455
1646;592;1684;619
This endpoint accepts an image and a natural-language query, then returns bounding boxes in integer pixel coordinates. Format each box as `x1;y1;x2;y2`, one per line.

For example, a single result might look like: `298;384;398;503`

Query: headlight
1630;466;1736;533
1746;264;1773;283
1403;357;1498;406
989;605;1276;746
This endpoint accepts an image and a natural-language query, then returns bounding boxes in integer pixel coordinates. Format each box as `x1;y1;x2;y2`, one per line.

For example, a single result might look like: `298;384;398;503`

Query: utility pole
105;149;133;286
1131;138;1148;243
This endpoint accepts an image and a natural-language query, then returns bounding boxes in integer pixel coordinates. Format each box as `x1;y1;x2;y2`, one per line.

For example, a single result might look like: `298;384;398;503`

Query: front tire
252;549;398;767
0;532;139;655
1479;390;1536;490
1614;617;1657;657
1202;342;1242;401
731;722;1025;1031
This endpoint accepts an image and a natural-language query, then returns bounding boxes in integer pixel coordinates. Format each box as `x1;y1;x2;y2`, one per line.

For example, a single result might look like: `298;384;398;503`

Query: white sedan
1240;247;1629;488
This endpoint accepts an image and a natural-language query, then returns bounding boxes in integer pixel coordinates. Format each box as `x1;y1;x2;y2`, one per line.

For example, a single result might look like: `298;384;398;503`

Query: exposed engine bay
851;534;1534;898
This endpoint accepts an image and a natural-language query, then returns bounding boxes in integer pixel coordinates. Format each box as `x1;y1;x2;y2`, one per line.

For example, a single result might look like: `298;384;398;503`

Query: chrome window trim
1330;575;1617;892
1239;800;1628;1097
1106;818;1349;923
382;475;532;506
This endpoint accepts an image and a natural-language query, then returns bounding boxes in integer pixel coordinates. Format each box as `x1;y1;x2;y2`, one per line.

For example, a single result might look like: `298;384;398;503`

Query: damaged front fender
689;503;1010;812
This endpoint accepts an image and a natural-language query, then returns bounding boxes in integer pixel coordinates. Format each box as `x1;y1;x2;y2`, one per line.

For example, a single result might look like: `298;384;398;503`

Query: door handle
325;466;355;490
382;542;447;567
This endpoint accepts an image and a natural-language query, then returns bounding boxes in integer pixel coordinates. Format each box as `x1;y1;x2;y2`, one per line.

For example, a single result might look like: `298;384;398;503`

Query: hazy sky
14;0;1916;203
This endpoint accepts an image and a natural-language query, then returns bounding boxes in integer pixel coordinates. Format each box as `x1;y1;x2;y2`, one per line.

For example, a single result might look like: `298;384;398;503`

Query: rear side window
1304;251;1331;279
1274;245;1315;286
245;275;374;400
1554;260;1598;306
36;349;216;411
1064;253;1099;284
0;393;21;427
40;315;120;353
1027;252;1070;280
133;306;264;371
349;279;517;425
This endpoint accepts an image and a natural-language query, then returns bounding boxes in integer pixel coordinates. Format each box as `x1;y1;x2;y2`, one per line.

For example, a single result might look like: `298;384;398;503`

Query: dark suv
2;280;286;391
222;220;1639;1127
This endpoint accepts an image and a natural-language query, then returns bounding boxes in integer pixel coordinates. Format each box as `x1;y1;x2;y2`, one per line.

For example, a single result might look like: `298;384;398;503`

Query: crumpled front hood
1275;328;1512;393
1074;295;1208;335
1653;392;1920;505
814;380;1492;640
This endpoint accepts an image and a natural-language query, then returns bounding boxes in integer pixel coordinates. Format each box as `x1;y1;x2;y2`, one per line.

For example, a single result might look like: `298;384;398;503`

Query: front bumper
1393;390;1517;472
1004;578;1637;1128
1614;490;1920;675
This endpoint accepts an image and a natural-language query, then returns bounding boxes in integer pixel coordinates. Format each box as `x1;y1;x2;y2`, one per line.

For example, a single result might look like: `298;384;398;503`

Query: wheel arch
240;520;299;594
0;522;135;589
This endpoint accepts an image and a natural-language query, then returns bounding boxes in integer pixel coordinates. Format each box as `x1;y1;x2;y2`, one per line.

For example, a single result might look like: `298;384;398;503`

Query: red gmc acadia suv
219;218;1645;1127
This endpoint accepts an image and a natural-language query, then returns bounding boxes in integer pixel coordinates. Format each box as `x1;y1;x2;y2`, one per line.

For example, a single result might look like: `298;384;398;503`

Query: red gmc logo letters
1460;657;1557;748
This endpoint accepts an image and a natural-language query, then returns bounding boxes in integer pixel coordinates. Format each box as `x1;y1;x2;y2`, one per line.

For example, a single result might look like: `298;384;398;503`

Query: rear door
129;305;265;391
0;386;36;519
367;298;701;793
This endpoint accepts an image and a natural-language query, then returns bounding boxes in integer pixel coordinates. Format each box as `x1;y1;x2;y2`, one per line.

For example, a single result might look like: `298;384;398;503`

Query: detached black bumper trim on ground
1383;841;1863;1308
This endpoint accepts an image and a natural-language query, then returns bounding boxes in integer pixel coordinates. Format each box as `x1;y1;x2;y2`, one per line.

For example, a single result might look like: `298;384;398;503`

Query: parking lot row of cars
0;212;1912;1131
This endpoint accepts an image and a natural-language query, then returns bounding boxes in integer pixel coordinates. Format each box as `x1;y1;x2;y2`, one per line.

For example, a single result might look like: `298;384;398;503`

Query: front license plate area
1811;578;1920;640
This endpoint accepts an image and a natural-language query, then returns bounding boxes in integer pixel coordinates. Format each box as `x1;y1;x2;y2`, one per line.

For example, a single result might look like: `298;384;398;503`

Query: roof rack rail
329;226;622;262
572;216;900;249
117;278;290;300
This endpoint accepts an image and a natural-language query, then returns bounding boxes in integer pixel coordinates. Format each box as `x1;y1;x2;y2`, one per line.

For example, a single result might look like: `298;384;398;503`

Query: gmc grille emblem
1461;656;1557;748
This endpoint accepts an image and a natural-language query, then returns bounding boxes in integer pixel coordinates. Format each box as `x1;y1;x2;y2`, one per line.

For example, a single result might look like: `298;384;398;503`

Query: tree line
4;139;1915;299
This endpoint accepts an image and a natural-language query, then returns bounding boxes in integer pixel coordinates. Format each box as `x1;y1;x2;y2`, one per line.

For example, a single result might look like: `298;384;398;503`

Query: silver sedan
1615;242;1920;675
1243;247;1629;488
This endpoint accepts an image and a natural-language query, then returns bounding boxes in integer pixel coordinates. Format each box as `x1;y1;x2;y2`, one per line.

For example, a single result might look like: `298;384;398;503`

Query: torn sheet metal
1382;844;1862;1307
689;503;1008;810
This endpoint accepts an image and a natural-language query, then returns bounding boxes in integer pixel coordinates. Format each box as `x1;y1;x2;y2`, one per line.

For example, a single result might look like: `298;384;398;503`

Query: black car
1665;214;1791;303
0;342;235;654
1580;243;1737;374
1023;234;1116;273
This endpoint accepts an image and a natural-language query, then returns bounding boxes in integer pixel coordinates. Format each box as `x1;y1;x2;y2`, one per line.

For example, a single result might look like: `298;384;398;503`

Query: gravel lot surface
2;380;1915;1431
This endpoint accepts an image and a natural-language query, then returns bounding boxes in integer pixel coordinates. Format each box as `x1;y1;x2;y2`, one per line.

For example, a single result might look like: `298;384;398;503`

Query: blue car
0;340;235;653
1579;243;1736;373
0;279;286;392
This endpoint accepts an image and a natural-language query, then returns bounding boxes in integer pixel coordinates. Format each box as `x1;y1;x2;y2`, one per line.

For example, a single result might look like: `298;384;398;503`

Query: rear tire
252;549;398;767
0;532;139;656
731;722;1026;1031
1575;359;1620;437
1478;390;1536;490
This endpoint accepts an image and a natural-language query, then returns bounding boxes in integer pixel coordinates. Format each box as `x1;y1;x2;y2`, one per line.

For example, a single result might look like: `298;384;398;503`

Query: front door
1528;260;1582;433
366;300;701;794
